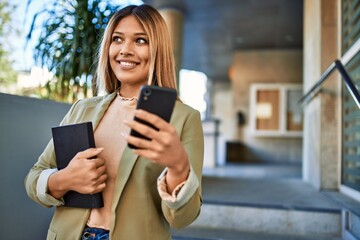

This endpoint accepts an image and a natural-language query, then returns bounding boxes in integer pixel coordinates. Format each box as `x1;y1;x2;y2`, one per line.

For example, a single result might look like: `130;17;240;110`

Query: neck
118;84;143;99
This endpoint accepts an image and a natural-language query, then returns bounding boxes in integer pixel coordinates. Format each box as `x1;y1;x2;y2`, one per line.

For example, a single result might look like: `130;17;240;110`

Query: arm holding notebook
48;148;107;199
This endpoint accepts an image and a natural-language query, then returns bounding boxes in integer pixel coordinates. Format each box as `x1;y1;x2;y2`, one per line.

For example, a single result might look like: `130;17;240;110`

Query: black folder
51;122;104;208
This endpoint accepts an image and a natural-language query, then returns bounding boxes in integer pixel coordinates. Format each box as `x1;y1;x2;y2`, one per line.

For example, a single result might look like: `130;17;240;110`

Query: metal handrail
298;59;360;109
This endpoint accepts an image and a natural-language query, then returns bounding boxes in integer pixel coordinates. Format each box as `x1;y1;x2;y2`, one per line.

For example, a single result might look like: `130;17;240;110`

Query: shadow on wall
0;93;71;239
226;140;302;164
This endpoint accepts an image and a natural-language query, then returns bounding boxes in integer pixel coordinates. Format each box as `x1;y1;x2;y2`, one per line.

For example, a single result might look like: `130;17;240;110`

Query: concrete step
171;227;343;240
187;203;341;238
189;176;344;239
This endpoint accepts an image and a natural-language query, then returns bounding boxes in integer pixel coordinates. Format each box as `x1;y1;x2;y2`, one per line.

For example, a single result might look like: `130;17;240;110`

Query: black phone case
128;85;177;149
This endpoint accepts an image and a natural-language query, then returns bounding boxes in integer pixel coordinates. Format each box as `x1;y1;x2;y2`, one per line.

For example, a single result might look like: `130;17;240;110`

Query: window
179;69;207;119
341;0;360;199
249;83;303;137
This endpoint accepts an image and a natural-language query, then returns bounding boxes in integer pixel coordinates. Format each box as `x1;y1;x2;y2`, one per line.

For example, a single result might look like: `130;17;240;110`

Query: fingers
72;160;107;195
88;159;107;184
65;148;108;194
75;147;104;159
124;110;176;148
126;131;153;150
96;164;107;178
93;182;107;194
88;171;108;194
73;148;105;168
133;109;170;132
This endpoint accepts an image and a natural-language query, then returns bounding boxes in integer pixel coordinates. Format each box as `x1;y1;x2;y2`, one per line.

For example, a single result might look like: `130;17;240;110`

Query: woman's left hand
125;109;190;192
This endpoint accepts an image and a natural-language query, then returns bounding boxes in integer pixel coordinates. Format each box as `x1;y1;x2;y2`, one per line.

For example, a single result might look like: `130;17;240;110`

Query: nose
120;41;133;56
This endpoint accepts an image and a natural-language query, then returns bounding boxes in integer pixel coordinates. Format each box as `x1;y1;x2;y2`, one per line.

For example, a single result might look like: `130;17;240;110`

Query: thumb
76;148;104;159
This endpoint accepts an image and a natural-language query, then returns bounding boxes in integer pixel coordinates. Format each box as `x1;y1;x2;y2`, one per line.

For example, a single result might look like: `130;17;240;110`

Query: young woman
25;4;204;240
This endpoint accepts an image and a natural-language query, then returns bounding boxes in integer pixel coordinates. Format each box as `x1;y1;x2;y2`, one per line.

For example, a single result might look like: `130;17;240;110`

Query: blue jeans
81;227;109;240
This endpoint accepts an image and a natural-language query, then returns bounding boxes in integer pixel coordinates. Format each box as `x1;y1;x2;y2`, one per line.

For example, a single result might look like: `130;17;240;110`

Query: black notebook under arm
51;122;104;208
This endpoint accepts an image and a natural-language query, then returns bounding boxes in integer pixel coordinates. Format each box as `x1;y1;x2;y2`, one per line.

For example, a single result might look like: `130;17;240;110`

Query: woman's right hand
48;148;107;199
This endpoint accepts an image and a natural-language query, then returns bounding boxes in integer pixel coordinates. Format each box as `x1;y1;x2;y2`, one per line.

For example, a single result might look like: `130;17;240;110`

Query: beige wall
213;49;303;164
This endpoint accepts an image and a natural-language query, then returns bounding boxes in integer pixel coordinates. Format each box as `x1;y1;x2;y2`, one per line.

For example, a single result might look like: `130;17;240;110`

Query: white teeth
120;61;136;66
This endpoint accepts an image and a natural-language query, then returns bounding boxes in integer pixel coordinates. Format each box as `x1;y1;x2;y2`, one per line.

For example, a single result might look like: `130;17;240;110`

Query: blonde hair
95;4;177;95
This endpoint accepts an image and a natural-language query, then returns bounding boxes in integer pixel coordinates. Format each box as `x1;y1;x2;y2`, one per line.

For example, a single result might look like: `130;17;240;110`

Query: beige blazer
25;92;204;240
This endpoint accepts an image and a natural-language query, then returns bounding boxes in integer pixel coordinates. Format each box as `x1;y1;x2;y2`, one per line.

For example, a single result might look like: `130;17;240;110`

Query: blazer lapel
110;146;139;229
80;92;117;129
115;147;139;195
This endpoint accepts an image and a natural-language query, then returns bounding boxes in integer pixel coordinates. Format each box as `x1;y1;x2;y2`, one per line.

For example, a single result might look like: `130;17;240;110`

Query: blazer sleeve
24;100;79;208
161;108;204;229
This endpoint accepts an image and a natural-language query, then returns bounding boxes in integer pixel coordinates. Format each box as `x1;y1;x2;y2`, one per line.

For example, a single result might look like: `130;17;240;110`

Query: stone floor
200;176;340;212
171;163;344;240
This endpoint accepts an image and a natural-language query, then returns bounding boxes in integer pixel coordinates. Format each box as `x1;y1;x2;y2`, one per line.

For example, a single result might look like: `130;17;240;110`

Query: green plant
26;0;120;102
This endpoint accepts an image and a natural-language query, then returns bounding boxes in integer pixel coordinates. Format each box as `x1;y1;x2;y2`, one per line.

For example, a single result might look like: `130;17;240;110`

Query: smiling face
109;15;150;96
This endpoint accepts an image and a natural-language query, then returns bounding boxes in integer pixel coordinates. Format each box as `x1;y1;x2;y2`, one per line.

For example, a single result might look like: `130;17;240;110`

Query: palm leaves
26;0;120;102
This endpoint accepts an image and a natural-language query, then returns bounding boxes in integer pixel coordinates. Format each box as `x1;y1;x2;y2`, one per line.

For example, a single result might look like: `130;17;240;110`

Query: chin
118;77;147;86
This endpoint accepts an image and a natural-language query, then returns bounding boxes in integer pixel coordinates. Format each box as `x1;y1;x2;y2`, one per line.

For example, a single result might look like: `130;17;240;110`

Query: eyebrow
112;31;148;37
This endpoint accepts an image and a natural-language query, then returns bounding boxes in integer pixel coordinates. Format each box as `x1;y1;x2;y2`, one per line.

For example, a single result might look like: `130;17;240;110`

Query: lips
116;60;139;70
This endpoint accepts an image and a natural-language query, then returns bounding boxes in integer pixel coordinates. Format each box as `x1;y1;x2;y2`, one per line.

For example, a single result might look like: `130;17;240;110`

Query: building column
158;8;184;90
303;0;340;190
150;0;184;90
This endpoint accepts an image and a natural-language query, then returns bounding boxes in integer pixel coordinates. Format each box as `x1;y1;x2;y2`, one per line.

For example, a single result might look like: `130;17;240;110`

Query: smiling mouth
119;61;137;67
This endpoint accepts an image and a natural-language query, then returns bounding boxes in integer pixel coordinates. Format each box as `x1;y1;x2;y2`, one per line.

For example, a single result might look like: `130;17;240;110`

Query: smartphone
128;85;177;149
